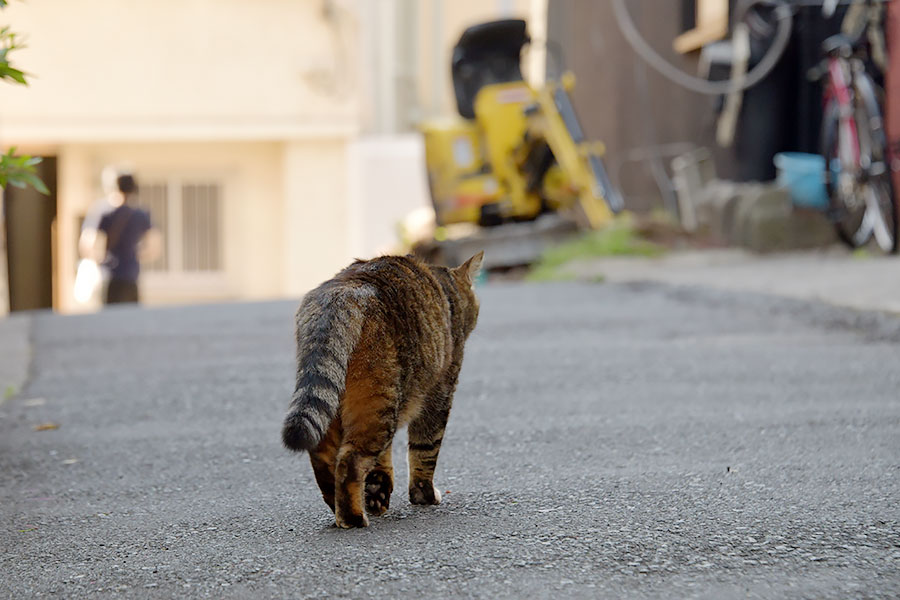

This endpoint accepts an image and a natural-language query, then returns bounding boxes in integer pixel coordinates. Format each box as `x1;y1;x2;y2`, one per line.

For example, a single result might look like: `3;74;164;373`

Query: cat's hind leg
309;416;342;513
365;444;393;516
334;386;398;528
333;445;376;528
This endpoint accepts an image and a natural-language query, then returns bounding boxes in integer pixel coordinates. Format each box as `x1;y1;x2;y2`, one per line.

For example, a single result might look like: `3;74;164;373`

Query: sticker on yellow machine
495;87;532;104
452;137;475;167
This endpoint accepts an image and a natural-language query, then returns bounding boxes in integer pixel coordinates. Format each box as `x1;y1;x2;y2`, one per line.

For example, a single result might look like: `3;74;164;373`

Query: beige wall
0;0;359;141
1;0;360;312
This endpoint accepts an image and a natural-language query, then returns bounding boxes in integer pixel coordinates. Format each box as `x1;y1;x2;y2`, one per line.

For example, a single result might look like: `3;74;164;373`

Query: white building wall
347;135;431;258
282;139;352;298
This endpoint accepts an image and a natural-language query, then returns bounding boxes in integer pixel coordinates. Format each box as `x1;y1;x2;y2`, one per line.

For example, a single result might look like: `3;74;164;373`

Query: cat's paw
335;509;369;529
409;479;442;505
365;470;393;516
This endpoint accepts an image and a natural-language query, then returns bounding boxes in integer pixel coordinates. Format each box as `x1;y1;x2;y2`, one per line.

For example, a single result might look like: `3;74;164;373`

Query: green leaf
1;22;30;85
21;171;49;194
0;150;49;195
0;64;27;84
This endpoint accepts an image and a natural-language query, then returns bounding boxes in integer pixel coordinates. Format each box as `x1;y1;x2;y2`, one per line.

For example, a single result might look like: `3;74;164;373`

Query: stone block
732;185;837;252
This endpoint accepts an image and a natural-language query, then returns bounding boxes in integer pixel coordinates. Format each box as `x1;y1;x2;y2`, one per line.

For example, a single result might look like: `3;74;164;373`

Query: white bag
73;258;108;304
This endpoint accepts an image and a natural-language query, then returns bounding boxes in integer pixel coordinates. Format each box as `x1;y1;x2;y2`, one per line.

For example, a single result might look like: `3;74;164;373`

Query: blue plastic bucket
774;152;829;210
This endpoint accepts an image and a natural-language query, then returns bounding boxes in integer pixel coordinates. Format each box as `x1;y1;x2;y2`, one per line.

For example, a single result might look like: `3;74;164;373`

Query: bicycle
815;0;898;253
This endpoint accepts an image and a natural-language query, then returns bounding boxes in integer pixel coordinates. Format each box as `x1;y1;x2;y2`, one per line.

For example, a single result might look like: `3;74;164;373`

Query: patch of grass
525;264;578;282
4;385;17;400
526;217;663;282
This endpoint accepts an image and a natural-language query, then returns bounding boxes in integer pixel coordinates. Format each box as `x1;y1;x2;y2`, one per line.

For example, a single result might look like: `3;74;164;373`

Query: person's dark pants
105;279;139;305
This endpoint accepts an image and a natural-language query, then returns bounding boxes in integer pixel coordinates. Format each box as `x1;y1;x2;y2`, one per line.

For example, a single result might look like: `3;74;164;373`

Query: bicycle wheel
822;77;899;253
822;99;869;248
855;72;898;253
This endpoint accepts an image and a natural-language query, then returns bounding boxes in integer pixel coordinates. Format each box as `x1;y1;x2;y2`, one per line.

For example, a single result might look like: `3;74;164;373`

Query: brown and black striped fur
281;252;483;528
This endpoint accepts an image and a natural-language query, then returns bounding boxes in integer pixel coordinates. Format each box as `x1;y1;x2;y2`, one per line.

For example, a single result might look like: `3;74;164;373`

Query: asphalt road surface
1;282;899;599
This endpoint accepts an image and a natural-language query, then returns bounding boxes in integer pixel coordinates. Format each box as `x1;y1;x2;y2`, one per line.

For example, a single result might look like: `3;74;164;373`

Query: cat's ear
455;251;484;285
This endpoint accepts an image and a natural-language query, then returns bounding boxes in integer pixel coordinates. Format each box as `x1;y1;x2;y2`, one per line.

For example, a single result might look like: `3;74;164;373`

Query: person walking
80;172;160;305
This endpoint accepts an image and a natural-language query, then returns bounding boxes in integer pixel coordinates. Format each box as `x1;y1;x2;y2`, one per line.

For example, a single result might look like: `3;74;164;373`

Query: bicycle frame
825;57;861;170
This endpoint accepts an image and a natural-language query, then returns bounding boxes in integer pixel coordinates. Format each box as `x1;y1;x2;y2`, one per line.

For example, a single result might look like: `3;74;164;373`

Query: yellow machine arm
529;73;624;229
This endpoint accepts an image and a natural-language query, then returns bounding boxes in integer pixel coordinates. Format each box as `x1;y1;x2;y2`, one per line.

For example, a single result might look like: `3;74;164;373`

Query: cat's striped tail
281;285;370;452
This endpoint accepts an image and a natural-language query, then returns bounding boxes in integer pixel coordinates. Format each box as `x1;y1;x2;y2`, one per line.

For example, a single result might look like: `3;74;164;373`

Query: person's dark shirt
98;205;152;282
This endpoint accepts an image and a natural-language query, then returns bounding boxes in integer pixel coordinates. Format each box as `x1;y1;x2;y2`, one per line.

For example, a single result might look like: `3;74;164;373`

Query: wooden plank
674;0;728;53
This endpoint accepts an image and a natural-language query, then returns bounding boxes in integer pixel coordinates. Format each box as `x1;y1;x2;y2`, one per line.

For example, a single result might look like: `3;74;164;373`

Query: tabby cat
281;252;483;528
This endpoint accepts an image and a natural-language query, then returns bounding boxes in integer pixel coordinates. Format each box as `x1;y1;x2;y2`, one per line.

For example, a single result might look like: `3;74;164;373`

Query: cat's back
297;255;452;368
341;255;453;371
299;254;445;321
338;255;447;317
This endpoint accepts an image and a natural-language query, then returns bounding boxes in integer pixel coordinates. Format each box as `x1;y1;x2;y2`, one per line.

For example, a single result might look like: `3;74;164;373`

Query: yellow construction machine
417;19;623;267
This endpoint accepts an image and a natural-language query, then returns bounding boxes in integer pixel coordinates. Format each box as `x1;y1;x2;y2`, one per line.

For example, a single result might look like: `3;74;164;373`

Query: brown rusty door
3;156;58;312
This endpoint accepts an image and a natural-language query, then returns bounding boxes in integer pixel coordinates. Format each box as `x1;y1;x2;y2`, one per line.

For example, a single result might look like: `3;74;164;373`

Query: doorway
3;156;58;312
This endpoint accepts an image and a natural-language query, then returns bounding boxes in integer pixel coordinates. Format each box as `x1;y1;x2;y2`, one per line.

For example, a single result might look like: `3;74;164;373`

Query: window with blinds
136;183;169;272
135;179;223;274
182;183;221;272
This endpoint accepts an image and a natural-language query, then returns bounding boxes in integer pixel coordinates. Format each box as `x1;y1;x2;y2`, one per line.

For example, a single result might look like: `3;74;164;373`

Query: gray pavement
0;312;31;405
568;248;900;314
1;282;899;599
